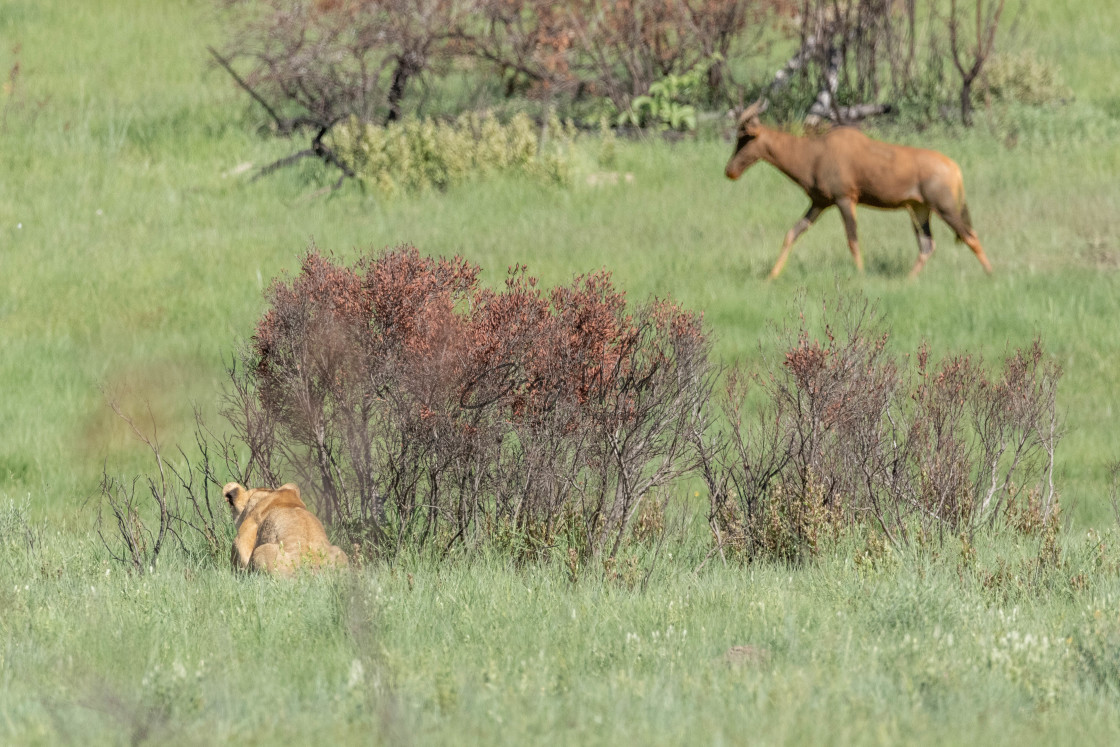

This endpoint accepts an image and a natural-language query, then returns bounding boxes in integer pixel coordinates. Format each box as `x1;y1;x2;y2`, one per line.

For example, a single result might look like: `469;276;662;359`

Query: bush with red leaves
225;244;713;559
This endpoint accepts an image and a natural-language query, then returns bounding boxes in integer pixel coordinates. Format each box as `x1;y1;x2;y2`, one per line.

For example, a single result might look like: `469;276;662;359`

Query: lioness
223;482;348;577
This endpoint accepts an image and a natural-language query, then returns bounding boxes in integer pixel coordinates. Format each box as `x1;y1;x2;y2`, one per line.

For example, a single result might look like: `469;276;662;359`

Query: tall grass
4;503;1120;744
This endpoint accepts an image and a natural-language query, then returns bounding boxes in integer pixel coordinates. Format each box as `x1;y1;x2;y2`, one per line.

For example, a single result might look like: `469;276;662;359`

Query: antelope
725;100;993;279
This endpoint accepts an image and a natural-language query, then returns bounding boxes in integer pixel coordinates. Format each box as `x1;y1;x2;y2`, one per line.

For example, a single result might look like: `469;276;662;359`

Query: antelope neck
759;128;819;195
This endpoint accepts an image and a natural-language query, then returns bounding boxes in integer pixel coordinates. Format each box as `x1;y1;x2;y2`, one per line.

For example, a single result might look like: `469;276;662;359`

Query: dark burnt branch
253;149;317;181
386;51;425;124
208;45;291;135
312;125;356;179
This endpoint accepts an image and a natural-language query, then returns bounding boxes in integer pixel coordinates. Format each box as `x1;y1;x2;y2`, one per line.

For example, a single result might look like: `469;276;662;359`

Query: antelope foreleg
769;204;824;280
836;198;863;272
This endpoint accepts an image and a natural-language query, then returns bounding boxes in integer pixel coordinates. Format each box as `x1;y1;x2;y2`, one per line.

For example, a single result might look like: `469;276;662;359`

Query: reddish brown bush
226;244;713;559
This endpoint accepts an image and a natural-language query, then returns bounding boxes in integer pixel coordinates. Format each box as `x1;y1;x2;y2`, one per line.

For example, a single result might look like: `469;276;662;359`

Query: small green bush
617;66;705;132
979;51;1072;106
328;112;577;196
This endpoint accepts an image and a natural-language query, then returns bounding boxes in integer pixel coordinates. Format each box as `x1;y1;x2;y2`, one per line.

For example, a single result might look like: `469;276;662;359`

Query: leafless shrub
214;0;777;164
765;0;917;123
463;0;766;110
695;293;1062;563
95;402;231;572
212;0;478;182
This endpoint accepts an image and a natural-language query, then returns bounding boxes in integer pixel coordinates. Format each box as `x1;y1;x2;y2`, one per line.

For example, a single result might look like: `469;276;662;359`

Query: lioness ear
278;483;301;501
222;482;242;505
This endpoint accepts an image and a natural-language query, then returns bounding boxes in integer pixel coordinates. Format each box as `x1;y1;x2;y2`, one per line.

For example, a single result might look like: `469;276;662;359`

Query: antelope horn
739;98;770;124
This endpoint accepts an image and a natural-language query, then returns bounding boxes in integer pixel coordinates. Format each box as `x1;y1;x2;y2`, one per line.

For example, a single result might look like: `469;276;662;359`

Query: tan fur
725;99;992;279
223;482;348;577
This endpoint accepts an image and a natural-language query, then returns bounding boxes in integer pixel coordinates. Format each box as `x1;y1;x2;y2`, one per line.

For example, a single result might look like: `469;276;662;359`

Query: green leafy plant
328;112;577;195
618;65;707;132
979;50;1073;106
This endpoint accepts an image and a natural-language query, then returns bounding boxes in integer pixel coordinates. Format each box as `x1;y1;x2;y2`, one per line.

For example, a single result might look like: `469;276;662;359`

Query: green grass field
4;0;1120;743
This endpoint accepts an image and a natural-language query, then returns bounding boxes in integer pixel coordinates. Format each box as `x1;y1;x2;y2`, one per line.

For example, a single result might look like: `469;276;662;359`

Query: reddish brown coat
725;101;992;279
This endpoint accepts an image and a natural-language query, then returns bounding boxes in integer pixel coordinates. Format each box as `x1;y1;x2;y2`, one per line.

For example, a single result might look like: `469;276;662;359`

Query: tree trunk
386;53;421;123
959;76;974;126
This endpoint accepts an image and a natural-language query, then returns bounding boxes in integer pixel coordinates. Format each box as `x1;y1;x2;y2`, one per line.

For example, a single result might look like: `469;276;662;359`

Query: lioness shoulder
223;482;348;577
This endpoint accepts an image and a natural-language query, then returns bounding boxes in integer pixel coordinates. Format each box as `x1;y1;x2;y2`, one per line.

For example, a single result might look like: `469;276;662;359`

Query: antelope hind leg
963;233;993;274
908;205;935;279
939;207;993;274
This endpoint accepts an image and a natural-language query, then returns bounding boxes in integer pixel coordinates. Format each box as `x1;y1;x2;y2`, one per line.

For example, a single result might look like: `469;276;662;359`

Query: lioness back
255;506;331;548
223;482;348;576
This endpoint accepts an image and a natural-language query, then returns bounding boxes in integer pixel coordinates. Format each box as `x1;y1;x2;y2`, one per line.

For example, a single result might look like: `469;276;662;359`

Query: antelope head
725;99;769;180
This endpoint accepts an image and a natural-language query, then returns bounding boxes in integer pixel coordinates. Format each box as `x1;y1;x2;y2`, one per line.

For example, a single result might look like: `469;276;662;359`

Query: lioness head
223;482;305;522
223;482;249;519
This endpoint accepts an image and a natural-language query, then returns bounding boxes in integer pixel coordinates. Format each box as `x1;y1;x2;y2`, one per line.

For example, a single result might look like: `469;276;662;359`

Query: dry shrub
696;294;1062;563
212;0;480;182
95;407;232;573
216;0;474;128
214;0;776;173
469;0;773;110
226;244;714;560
